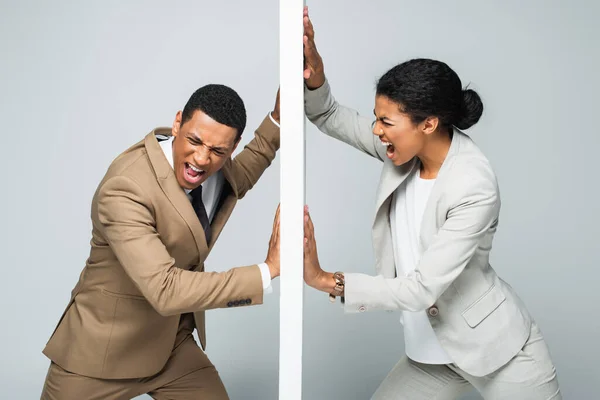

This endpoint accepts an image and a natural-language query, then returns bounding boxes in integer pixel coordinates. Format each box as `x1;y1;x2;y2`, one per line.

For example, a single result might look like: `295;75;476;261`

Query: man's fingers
267;205;280;252
272;204;280;230
274;88;280;110
275;211;281;249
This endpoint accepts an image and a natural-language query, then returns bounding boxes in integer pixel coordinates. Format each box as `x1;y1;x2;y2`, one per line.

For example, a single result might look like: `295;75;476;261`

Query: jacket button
427;306;439;317
246;299;252;305
233;300;240;306
358;305;366;312
227;302;233;307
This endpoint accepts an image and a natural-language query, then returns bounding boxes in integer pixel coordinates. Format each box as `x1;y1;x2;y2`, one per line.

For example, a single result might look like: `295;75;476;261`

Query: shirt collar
158;136;192;194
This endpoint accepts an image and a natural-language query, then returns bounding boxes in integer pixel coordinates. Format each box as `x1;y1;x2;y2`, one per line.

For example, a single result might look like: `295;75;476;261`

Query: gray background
0;0;280;399
1;0;598;399
302;1;598;399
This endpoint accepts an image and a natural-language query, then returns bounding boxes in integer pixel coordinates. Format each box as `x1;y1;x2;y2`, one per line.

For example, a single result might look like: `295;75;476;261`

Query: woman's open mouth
381;140;395;159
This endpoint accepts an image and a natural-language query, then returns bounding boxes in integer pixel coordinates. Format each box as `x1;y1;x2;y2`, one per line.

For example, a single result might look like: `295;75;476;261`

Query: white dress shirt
158;135;273;293
390;167;453;364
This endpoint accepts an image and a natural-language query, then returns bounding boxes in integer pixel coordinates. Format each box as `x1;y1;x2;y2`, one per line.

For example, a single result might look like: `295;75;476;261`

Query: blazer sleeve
229;113;280;199
304;78;385;161
95;175;264;316
343;171;500;313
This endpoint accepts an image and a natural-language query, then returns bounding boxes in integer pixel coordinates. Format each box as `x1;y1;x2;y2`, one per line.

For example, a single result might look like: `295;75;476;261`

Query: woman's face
372;95;427;166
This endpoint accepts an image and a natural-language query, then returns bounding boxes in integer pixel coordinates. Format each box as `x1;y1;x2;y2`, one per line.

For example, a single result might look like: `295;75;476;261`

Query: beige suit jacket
305;80;532;377
43;115;279;379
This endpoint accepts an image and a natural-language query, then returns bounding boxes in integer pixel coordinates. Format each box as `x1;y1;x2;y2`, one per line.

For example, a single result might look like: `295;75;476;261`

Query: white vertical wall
279;0;306;399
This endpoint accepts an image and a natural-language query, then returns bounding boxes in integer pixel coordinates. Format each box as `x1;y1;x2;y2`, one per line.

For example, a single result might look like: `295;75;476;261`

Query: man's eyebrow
188;131;202;142
188;131;227;152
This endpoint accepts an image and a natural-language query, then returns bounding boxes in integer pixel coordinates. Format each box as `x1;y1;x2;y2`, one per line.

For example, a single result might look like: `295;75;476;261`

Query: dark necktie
190;185;212;244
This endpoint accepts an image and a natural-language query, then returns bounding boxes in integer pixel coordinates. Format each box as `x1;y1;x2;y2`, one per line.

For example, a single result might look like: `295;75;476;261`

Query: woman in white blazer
301;7;560;400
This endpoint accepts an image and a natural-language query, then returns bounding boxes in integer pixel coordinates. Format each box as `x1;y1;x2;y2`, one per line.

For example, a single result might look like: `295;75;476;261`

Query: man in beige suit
41;84;281;399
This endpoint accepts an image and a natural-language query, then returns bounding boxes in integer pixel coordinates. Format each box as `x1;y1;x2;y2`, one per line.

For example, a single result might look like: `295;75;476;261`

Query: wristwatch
329;271;345;303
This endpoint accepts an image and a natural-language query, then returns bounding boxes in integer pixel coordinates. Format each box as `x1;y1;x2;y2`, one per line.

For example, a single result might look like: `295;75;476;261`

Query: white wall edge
278;0;305;398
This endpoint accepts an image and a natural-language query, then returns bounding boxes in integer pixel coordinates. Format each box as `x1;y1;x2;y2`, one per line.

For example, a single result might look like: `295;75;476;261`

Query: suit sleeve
230;114;280;199
95;175;264;316
343;172;500;313
304;78;385;161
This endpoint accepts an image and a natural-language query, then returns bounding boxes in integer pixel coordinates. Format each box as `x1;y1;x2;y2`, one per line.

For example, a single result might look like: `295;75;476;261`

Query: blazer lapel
145;129;209;258
404;166;421;261
374;158;417;213
206;159;238;250
418;129;463;252
372;158;417;277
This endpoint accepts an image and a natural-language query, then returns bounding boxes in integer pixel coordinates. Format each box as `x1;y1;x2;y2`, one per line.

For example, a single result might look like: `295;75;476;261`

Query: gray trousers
371;322;561;400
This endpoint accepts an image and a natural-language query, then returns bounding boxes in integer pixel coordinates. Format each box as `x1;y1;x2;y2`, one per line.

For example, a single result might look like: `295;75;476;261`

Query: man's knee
40;362;133;400
149;365;229;400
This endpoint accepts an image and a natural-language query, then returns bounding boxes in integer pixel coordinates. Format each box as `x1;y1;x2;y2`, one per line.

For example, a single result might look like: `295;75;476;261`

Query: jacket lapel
205;159;238;250
374;158;417;214
372;129;467;273
404;166;421;261
372;158;417;277
418;128;463;252
145;129;209;258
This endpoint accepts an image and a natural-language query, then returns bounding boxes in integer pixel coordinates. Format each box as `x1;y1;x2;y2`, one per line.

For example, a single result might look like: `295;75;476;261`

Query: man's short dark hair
181;84;247;141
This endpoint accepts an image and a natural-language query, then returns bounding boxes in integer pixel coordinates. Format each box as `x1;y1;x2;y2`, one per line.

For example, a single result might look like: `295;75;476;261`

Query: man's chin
177;175;206;191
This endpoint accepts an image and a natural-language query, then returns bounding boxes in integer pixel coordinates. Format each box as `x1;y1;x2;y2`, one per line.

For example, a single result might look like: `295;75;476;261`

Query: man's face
171;109;240;190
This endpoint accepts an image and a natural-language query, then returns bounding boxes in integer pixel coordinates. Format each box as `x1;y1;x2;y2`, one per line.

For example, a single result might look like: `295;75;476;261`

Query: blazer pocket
461;284;506;328
101;288;147;301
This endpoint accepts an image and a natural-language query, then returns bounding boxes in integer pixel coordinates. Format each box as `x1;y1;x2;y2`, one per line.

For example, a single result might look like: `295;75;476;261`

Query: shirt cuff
258;263;273;295
268;112;280;128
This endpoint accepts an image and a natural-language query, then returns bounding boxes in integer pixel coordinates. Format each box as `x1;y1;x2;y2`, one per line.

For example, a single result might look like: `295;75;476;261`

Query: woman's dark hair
376;58;483;130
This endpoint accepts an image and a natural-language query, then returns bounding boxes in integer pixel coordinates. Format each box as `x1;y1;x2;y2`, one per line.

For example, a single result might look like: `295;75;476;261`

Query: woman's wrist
315;270;336;293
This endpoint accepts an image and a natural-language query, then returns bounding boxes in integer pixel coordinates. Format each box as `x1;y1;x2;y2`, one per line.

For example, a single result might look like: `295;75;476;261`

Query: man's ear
231;136;242;154
172;111;183;137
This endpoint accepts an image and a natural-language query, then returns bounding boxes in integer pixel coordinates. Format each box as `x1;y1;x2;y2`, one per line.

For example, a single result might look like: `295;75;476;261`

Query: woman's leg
371;355;472;400
452;321;561;400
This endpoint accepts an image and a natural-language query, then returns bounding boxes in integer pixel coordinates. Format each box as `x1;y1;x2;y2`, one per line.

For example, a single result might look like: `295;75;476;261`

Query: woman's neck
417;129;452;179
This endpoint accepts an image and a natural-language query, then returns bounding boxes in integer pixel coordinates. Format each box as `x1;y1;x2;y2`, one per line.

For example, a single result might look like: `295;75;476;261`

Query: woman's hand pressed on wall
303;206;337;293
303;6;325;90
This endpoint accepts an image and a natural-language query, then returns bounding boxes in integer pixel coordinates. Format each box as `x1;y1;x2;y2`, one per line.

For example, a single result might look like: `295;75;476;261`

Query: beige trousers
371;322;561;400
40;334;228;400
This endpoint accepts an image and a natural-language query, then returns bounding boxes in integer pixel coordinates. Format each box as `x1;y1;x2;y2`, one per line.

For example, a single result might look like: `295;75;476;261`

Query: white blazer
304;79;533;377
